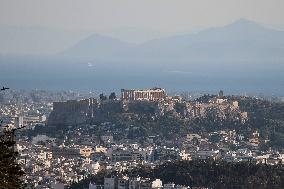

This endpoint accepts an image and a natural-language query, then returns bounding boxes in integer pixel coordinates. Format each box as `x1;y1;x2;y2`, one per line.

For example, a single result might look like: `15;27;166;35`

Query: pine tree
0;88;25;189
0;125;25;188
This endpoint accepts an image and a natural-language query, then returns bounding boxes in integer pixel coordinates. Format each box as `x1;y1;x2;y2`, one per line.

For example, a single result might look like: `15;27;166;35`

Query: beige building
121;88;165;101
80;147;93;157
95;146;107;153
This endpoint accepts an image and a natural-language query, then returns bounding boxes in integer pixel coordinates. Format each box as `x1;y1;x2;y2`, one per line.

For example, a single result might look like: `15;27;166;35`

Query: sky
1;0;284;31
0;0;284;54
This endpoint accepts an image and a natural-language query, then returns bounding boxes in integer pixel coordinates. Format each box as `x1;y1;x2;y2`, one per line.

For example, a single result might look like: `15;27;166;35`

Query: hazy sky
1;0;284;32
1;0;284;54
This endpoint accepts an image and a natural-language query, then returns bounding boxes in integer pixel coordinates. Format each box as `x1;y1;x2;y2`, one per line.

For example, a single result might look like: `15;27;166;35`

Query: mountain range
1;19;284;94
60;18;284;62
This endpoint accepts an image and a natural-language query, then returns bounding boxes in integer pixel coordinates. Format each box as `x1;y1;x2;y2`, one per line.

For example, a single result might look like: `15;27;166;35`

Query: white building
151;179;163;189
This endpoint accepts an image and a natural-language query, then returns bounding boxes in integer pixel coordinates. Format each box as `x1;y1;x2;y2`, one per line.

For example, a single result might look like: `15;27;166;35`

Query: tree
0;123;25;188
99;93;107;101
109;92;116;100
0;88;25;189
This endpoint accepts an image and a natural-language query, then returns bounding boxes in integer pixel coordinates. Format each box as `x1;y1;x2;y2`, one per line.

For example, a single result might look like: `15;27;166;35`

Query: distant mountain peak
233;18;254;24
228;18;264;29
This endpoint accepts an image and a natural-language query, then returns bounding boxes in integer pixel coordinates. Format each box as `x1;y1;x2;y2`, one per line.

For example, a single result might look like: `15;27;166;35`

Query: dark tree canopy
0;88;25;189
0;128;25;189
127;160;284;189
68;160;284;189
99;93;107;101
109;92;116;100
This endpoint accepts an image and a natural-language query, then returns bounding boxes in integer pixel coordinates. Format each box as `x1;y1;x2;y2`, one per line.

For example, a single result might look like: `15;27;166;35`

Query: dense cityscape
1;1;284;188
1;88;284;188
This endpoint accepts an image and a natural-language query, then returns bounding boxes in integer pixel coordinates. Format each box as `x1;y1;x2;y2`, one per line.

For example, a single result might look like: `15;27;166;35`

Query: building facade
121;88;165;101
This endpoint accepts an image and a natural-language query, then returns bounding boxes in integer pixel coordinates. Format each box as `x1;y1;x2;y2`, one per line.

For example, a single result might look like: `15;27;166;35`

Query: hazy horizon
1;18;283;56
1;0;284;55
0;0;284;96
